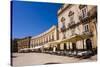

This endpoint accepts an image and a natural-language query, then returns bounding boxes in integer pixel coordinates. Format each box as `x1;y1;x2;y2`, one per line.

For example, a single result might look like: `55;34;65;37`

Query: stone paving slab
12;53;97;66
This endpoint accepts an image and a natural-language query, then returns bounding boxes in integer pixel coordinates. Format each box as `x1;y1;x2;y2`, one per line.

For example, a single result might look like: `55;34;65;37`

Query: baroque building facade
17;36;31;52
17;4;97;54
57;4;97;52
30;25;58;52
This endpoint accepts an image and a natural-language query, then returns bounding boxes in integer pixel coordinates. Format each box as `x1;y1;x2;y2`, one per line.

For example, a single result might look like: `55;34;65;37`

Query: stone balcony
79;15;89;24
60;25;66;32
68;21;76;28
83;31;93;37
79;7;97;24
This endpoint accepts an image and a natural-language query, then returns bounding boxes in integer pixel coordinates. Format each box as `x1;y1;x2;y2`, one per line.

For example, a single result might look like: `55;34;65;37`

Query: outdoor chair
56;51;61;56
75;51;84;58
67;51;74;57
81;50;93;59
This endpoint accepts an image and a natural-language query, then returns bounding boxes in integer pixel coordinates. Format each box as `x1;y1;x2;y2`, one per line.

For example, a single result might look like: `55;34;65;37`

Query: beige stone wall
57;4;97;50
30;4;97;51
30;25;57;48
90;19;97;48
58;5;82;40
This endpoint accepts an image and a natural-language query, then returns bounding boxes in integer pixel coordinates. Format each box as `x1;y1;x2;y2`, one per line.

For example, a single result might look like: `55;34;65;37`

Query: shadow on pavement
44;62;60;65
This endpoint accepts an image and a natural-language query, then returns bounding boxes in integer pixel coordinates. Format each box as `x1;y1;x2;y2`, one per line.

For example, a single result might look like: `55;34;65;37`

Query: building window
63;32;66;39
81;7;88;19
68;11;74;23
69;15;74;24
71;29;75;36
84;24;89;32
61;23;66;32
79;5;88;19
61;17;66;32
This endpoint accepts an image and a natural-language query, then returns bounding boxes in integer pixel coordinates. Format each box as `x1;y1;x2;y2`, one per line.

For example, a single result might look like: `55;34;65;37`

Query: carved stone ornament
61;17;65;22
68;11;74;17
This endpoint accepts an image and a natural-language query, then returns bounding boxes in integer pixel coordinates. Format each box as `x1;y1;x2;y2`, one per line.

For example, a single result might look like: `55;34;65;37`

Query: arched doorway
72;43;76;51
57;44;60;51
64;43;66;50
86;39;92;50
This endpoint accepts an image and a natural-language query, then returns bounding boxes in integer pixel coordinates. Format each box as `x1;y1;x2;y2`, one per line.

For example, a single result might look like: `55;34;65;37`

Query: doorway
86;39;92;50
72;43;76;51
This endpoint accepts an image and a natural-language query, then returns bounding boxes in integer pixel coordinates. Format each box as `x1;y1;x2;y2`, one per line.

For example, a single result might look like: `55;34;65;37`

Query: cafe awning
60;33;93;43
43;32;93;48
43;40;61;48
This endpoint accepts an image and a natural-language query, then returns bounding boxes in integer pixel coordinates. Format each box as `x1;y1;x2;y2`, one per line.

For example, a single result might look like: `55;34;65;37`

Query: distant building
17;36;31;52
30;25;58;52
11;38;19;52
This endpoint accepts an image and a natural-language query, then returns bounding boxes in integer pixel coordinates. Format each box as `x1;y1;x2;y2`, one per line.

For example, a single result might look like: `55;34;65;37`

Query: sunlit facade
57;4;97;52
17;36;31;52
30;25;58;52
18;4;97;54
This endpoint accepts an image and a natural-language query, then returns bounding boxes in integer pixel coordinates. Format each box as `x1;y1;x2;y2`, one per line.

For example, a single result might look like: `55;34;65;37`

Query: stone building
18;4;97;54
17;36;31;52
30;25;58;52
11;38;19;52
57;4;97;52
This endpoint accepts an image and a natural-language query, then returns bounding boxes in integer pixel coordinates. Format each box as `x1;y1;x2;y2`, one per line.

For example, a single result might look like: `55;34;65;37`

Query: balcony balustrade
83;31;93;37
79;7;97;23
68;21;75;28
79;15;89;23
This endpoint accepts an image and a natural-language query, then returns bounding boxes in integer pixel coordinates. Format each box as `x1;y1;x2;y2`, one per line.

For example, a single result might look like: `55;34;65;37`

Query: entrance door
86;39;92;50
57;44;60;51
72;43;76;51
64;43;66;50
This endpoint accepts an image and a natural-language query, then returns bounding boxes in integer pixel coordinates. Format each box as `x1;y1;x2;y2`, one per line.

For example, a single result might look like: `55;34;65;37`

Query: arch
64;43;67;50
86;39;92;50
72;43;76;51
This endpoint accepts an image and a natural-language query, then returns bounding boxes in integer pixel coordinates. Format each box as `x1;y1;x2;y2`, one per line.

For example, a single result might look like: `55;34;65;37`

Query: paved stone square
12;53;97;66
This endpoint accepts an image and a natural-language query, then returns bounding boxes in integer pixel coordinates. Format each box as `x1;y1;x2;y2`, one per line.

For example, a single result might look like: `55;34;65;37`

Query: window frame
84;24;89;32
81;6;88;19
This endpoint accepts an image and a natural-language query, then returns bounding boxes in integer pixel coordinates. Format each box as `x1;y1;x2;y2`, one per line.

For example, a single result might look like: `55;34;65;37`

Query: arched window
61;17;66;32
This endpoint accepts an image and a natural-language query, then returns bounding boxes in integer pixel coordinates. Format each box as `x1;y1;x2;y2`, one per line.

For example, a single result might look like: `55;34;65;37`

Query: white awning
29;48;34;50
20;48;29;51
34;46;43;49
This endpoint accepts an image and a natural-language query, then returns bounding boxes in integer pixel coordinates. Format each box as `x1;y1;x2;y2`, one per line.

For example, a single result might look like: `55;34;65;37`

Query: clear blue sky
12;1;62;38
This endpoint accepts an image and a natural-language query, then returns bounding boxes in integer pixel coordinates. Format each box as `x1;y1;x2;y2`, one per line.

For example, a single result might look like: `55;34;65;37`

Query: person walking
53;46;56;54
